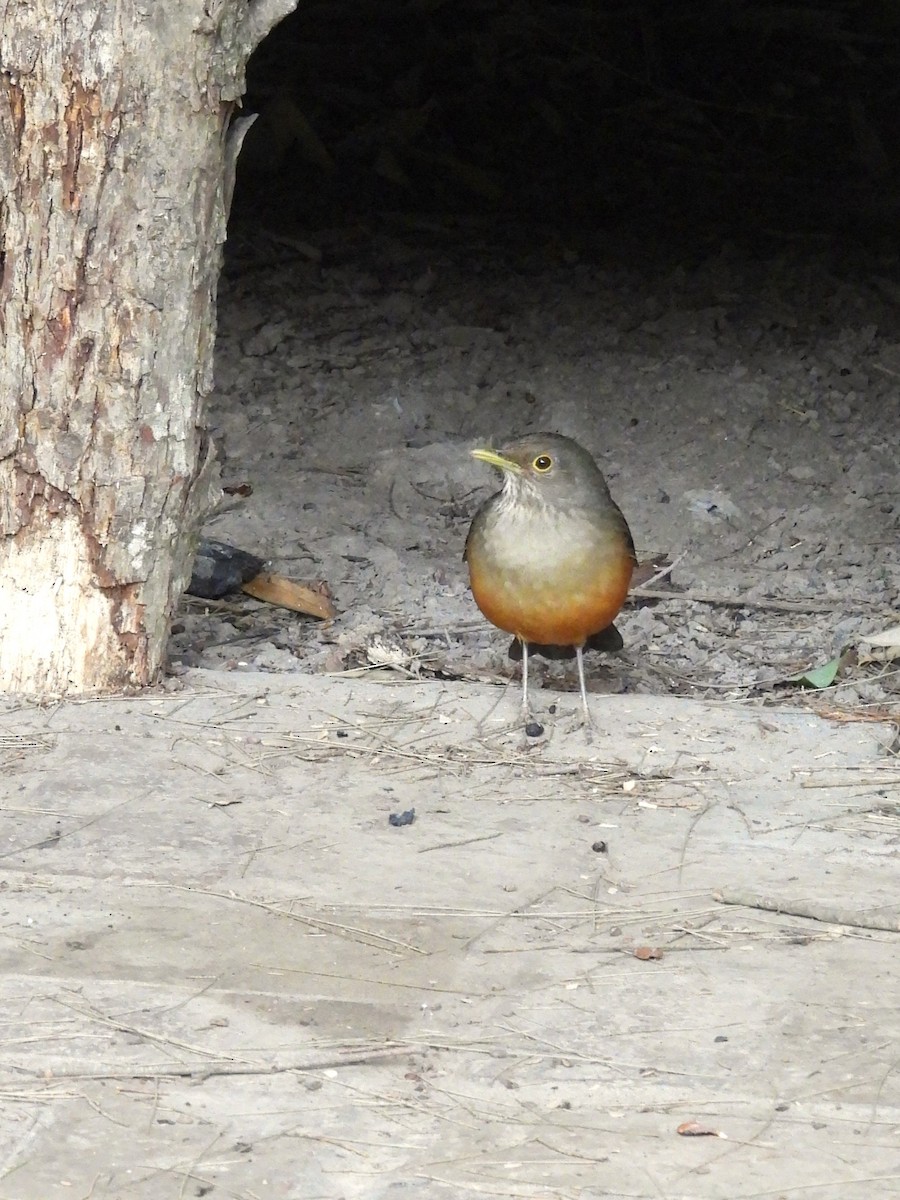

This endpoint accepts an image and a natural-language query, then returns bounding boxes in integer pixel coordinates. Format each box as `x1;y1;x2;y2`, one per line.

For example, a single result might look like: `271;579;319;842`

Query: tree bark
0;0;296;695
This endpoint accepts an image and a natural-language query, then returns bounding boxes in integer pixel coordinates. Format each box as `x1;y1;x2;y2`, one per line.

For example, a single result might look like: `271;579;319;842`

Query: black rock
186;539;265;599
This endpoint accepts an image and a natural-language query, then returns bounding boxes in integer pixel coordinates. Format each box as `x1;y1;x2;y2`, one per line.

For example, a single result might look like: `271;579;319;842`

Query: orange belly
468;552;634;646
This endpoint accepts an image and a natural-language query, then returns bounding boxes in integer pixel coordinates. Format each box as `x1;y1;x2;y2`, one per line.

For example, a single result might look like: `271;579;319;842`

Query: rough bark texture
0;0;296;695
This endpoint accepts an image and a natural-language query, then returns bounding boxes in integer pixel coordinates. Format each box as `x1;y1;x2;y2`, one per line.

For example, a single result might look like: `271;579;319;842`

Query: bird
464;432;635;723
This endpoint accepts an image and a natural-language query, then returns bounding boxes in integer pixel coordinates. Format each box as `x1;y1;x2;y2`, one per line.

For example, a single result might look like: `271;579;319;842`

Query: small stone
788;464;815;481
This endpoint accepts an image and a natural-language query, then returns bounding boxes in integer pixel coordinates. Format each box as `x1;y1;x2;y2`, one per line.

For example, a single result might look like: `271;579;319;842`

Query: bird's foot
577;702;596;742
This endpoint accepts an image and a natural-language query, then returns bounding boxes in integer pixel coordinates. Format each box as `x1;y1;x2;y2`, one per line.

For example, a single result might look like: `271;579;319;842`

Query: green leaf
786;657;841;689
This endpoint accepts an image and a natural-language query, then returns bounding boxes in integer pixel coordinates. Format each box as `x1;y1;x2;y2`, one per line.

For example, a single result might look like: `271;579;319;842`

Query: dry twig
714;889;900;933
630;587;845;614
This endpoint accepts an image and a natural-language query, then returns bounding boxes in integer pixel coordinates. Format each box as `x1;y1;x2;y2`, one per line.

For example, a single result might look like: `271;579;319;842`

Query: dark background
233;0;900;241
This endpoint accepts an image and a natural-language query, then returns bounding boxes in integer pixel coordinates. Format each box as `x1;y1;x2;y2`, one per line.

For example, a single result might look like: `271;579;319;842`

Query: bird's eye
533;455;553;472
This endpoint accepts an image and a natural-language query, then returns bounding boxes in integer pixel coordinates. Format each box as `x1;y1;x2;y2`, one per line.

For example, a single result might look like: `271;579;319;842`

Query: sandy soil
178;225;899;711
1;224;898;1199
0;673;898;1199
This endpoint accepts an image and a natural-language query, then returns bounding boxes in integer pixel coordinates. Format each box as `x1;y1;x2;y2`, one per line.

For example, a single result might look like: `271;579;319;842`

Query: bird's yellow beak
470;447;522;474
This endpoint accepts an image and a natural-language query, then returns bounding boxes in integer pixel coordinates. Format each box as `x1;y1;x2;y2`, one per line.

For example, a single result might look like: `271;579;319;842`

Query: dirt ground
181;224;899;709
1;224;899;1199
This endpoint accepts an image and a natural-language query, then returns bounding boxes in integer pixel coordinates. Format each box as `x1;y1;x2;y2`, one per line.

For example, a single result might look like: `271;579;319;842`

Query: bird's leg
520;638;530;718
575;644;594;728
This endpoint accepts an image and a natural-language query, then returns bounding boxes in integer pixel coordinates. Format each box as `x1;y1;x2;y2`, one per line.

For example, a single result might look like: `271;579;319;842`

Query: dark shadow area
232;0;900;242
202;0;899;710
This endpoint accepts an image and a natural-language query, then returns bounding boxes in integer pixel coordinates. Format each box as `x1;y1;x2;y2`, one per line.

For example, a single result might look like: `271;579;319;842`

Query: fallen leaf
677;1121;723;1137
366;636;414;670
859;623;900;647
786;657;840;689
242;572;336;619
858;623;900;664
633;945;664;961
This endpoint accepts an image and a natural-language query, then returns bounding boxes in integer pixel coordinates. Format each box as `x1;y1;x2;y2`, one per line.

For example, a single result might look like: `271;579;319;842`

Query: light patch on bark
0;509;139;695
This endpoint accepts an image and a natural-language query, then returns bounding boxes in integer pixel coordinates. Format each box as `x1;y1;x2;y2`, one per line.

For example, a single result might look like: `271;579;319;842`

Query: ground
0;223;898;1199
179;224;898;709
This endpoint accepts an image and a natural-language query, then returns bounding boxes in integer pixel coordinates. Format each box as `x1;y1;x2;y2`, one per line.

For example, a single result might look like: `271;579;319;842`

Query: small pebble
389;808;416;827
524;721;544;738
591;840;608;853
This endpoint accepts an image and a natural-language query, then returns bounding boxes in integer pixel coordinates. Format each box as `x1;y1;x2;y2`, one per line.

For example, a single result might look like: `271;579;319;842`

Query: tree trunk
0;0;297;695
